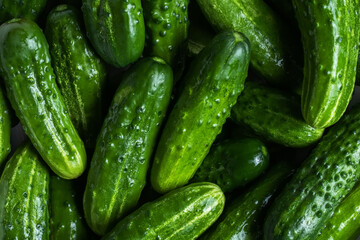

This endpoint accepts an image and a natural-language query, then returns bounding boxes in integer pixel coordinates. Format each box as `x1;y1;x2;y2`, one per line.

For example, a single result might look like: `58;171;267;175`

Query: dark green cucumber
50;175;88;240
103;182;225;240
264;104;360;239
192;138;269;193
0;18;87;179
294;0;360;128
316;181;360;240
143;0;189;66
45;4;107;148
231;81;324;148
0;87;11;166
82;0;145;67
196;0;302;91
151;31;251;193
357;48;360;85
0;0;47;23
203;162;292;240
83;57;173;235
0;142;50;239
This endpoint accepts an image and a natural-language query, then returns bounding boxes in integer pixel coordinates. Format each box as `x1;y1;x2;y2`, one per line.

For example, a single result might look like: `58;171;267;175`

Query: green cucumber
0;18;87;179
45;4;107;148
192;138;269;193
151;31;251;193
264;104;360;239
143;0;189;66
294;0;360;128
231;81;324;148
50;175;88;240
0;142;50;239
83;57;173;235
81;0;145;67
203;162;292;240
103;182;225;240
0;0;47;23
196;0;302;91
0;87;11;166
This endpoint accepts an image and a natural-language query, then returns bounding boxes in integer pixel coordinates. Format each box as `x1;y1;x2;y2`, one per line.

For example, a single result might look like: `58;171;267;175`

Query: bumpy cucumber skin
264;104;360;239
143;0;189;66
231;81;324;148
83;57;173;235
50;175;88;240
204;162;292;240
103;182;225;240
0;143;50;240
192;138;269;193
196;0;301;91
0;18;87;179
0;87;11;166
294;0;360;128
0;0;47;23
82;0;145;67
151;31;251;194
45;4;107;148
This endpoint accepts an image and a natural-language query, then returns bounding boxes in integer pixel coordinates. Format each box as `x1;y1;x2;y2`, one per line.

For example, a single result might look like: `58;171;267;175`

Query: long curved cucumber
0;87;11;166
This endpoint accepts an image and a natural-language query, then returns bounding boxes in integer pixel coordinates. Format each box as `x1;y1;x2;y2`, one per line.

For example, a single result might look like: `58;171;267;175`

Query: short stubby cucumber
0;0;47;23
203;162;292;240
143;0;189;66
0;87;11;166
294;0;360;128
83;57;173;235
192;138;269;193
0;142;50;240
45;4;107;148
50;175;88;240
82;0;145;67
151;31;251;193
264;104;360;239
103;182;225;240
231;81;324;148
0;18;87;179
196;0;302;91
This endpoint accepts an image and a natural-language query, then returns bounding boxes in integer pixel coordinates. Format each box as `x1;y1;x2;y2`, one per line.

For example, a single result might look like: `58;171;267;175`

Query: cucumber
0;0;47;23
50;175;88;240
0;142;50;240
45;4;107;148
192;138;269;193
203;162;292;240
231;81;324;148
196;0;302;91
294;0;360;128
143;0;189;66
83;57;173;235
151;31;251;194
264;0;296;25
0;18;87;179
0;87;11;166
82;0;145;67
264;104;360;239
103;182;225;240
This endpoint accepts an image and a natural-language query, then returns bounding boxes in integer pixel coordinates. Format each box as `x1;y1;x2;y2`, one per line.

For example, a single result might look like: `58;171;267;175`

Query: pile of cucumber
0;0;360;239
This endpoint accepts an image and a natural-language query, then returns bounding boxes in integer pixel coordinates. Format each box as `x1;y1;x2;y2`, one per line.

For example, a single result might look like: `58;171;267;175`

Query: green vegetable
0;142;50;240
45;4;107;148
294;0;360;128
0;87;11;166
151;31;251;193
203;162;292;240
103;182;225;240
0;18;87;179
231;81;324;148
0;0;47;23
83;57;173;235
192;138;269;192
264;104;360;239
81;0;145;67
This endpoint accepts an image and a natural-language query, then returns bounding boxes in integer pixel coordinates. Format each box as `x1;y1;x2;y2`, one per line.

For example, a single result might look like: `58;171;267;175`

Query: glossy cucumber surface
0;18;87;179
0;87;11;166
0;0;47;23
